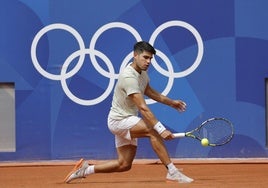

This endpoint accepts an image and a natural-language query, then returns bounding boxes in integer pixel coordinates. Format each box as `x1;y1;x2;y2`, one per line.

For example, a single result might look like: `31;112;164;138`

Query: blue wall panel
0;0;267;161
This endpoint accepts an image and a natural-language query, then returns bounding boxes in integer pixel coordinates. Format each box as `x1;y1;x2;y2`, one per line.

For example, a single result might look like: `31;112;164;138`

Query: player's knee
121;164;132;171
118;161;132;172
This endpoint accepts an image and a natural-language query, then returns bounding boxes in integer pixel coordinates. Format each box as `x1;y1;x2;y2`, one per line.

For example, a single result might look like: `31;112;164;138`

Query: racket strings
198;119;233;145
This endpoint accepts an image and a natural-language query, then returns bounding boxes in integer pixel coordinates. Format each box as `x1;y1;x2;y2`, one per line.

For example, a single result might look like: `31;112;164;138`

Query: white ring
89;22;142;79
60;49;115;105
31;23;85;80
149;20;204;78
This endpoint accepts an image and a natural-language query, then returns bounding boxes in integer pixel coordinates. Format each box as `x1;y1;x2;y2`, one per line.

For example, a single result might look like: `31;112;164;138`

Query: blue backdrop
0;0;267;161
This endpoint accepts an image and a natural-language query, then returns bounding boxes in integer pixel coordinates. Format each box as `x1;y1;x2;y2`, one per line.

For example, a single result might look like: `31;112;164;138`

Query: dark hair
134;41;156;55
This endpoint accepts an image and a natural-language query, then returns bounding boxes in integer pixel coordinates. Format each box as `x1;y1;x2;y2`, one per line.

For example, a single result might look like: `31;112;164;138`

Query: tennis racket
172;117;234;146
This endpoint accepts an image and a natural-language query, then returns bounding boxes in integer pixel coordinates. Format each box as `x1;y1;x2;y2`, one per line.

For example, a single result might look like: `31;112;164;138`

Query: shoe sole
166;179;177;183
64;158;84;183
166;178;194;183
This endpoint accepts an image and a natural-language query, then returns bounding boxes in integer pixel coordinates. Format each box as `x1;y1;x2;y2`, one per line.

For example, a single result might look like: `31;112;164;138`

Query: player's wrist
154;121;166;134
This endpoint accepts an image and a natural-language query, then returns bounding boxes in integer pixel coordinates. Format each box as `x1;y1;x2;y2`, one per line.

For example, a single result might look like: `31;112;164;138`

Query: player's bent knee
117;159;132;172
122;164;132;171
118;163;132;172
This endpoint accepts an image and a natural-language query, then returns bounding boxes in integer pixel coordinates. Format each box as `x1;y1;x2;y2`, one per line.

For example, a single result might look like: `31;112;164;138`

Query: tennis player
64;41;193;183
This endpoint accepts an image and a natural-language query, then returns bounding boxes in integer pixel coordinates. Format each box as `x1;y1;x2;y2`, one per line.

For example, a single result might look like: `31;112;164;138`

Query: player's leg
130;119;193;183
130;119;171;166
94;144;137;173
64;116;139;183
64;145;137;183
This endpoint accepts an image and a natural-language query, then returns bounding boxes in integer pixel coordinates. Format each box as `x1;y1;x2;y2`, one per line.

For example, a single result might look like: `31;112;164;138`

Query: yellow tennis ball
201;138;209;146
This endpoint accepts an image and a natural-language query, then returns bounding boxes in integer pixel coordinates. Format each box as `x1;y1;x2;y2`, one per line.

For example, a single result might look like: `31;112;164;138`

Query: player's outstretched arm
144;84;186;112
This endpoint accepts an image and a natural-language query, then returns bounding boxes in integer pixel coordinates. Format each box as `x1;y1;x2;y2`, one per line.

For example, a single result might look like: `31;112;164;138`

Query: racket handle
173;133;186;138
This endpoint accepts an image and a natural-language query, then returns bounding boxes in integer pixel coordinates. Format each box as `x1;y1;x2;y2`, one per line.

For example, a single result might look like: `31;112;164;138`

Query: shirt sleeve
123;77;141;96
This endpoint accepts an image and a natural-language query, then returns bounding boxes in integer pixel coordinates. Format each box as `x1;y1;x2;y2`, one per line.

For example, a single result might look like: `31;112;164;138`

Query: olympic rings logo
31;20;203;106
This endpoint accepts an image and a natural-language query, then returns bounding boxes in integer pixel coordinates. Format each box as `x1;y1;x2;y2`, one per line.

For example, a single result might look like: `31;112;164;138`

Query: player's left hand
172;100;187;112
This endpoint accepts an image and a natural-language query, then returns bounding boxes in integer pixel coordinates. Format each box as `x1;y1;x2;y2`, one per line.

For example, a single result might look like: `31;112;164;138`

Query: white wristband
154;122;166;134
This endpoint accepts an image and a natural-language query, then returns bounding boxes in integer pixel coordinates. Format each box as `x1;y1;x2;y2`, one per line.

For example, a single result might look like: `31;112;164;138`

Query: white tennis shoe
64;158;89;183
166;170;194;183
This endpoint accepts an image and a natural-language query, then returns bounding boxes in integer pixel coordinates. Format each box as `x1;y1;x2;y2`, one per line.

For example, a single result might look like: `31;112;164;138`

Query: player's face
133;51;153;72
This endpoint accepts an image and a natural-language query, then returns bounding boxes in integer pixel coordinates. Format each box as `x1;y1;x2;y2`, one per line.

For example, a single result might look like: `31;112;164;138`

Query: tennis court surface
0;159;267;188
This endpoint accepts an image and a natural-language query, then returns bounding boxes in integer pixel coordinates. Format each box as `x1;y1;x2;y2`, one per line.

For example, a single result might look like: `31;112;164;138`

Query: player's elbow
138;104;150;115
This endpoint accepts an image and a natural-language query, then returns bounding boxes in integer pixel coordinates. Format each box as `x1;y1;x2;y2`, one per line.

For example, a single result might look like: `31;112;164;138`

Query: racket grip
173;133;186;138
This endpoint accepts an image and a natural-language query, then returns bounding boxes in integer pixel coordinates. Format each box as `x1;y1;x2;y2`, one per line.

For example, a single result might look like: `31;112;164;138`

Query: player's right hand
160;130;175;140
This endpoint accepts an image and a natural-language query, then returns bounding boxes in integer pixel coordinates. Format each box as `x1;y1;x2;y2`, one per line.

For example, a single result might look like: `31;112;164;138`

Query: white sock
167;163;177;174
85;165;95;175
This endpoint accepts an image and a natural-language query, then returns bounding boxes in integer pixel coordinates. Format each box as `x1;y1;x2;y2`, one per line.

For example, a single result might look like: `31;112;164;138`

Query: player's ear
133;51;139;61
133;51;138;58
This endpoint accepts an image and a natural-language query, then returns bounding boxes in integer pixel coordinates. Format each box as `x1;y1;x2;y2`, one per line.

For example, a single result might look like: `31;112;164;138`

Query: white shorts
107;116;141;148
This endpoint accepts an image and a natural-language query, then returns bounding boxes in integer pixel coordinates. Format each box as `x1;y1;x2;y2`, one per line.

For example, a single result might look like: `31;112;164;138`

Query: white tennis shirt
108;63;149;120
